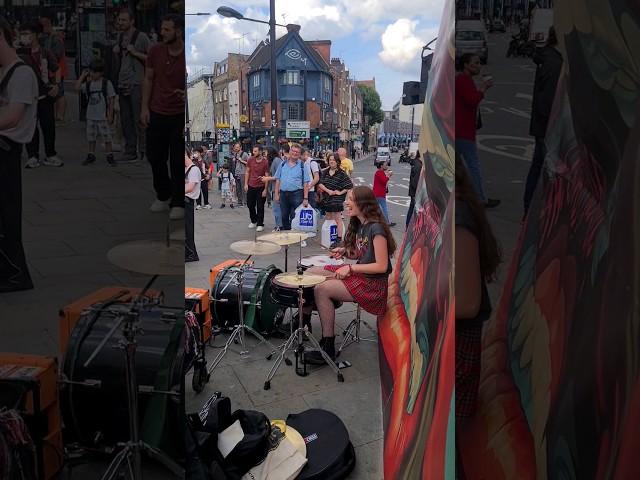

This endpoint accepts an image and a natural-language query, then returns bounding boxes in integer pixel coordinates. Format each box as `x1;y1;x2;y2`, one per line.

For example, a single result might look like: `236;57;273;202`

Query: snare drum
300;255;344;270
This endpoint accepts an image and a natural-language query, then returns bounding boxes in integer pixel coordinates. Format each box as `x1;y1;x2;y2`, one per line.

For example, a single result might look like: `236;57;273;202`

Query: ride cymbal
274;272;327;287
258;231;311;246
107;240;184;276
229;240;281;256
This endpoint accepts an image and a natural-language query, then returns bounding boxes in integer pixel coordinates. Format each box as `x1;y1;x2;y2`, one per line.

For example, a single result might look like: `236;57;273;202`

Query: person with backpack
39;12;66;123
185;147;201;263
18;20;63;169
217;164;235;209
0;15;39;291
113;9;150;163
75;59;116;166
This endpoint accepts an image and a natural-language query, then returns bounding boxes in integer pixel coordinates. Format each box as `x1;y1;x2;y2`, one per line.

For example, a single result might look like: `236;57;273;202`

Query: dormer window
283;70;300;85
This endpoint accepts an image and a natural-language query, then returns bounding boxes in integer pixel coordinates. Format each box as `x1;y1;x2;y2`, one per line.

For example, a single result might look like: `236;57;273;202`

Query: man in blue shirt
274;143;310;230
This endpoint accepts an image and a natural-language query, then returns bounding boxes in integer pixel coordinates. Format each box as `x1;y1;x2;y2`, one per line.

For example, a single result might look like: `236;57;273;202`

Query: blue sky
186;0;444;110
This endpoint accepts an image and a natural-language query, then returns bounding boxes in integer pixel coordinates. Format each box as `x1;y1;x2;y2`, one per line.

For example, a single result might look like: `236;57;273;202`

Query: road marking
387;196;410;207
500;106;530;119
477;134;534;162
402;178;410;181
516;93;532;101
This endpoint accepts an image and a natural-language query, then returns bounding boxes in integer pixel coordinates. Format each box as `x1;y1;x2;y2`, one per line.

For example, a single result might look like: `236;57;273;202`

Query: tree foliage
358;85;384;126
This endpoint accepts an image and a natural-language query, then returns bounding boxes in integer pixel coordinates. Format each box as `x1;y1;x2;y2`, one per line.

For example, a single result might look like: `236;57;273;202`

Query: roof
247;30;331;74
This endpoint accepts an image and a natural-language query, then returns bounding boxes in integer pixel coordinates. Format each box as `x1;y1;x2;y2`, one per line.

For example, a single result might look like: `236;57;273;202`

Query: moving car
455;20;488;64
375;146;391;166
489;19;506;32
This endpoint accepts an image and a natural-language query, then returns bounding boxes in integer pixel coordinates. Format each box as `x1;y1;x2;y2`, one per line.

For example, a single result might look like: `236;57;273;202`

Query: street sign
286;121;310;139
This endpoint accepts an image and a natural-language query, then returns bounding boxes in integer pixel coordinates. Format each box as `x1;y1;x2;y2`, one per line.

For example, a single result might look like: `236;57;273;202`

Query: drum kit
207;231;345;389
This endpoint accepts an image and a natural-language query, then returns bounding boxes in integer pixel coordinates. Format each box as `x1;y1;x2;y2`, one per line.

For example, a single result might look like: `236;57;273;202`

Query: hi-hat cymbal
107;240;184;276
230;240;281;256
258;231;311;246
274;272;327;287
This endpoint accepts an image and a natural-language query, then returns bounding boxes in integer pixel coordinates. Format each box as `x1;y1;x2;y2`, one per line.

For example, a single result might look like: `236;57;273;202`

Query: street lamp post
410;105;414;142
185;72;191;144
217;5;288;146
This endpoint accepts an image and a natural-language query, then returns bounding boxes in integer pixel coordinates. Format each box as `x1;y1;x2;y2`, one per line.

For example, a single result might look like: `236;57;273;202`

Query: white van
375;146;391;165
455;20;488;64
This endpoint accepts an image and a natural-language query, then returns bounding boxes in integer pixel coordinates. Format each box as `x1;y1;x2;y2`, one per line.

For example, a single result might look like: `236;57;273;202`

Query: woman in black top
317;153;353;241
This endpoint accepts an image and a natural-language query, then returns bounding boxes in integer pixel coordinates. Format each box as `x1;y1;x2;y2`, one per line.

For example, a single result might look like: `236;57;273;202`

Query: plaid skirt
456;322;483;418
323;265;388;315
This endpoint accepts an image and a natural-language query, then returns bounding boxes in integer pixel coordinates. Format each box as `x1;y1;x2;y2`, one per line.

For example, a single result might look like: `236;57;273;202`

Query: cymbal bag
286;409;356;480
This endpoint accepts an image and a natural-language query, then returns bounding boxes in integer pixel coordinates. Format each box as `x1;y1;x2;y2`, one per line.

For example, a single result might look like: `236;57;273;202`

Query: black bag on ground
189;394;271;480
286;409;356;480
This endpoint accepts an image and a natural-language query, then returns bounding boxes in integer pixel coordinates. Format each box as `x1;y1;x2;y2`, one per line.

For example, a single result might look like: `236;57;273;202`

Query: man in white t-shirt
0;16;39;292
185;150;202;262
302;147;320;210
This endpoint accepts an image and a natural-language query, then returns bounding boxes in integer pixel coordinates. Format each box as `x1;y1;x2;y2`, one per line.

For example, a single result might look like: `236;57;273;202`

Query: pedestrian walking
317;153;352;243
185;148;201;263
19;21;63;168
455;53;499;208
193;147;211;209
75;59;116;166
0;15;39;292
230;142;248;205
244;145;269;232
523;26;562;219
217;164;235;209
406;150;422;227
274;143;310;231
140;14;186;220
373;160;396;227
114;9;150;163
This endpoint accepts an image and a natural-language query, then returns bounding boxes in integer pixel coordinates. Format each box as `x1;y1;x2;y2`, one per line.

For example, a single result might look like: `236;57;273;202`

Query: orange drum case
185;287;212;341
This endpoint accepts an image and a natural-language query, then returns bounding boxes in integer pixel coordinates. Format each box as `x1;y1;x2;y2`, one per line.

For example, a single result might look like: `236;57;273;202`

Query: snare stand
264;264;344;390
208;255;281;375
82;275;184;480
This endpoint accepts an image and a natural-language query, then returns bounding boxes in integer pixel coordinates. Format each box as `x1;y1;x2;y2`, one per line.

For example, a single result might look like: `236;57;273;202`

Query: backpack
81;78;109;113
0;61;29;96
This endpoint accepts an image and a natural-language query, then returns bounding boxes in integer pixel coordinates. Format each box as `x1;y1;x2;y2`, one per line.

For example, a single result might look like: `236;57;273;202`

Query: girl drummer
303;186;396;365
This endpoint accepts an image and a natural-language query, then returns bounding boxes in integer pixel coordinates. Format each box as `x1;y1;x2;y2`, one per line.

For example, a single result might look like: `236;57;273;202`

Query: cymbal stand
264;270;344;390
208;254;281;375
82;274;184;480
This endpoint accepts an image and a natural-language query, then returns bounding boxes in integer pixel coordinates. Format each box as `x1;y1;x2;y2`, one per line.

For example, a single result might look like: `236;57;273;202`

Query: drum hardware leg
304;330;343;379
263;328;298;390
338;305;376;356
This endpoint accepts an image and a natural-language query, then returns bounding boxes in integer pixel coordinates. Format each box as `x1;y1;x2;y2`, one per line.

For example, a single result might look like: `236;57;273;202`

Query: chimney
286;24;301;34
307;40;332;64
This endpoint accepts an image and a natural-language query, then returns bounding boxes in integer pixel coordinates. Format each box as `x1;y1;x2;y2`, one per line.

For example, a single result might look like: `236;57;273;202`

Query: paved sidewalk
0;89;183;355
185;152;387;479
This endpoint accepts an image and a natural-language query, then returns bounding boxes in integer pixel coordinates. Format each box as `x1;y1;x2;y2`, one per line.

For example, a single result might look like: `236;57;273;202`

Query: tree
358;85;384;126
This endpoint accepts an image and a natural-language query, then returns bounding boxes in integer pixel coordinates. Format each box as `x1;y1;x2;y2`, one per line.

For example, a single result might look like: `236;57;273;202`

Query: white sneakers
150;199;170;212
204;204;212;209
248;223;256;229
256;226;264;232
169;207;185;220
26;156;64;168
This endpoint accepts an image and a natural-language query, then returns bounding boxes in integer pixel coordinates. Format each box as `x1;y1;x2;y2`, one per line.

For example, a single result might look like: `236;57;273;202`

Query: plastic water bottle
321;220;338;248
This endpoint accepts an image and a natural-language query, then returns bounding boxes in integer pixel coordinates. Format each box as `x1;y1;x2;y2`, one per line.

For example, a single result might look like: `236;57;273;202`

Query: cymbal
230;240;281;256
258;231;311;246
107;240;184;276
274;272;327;287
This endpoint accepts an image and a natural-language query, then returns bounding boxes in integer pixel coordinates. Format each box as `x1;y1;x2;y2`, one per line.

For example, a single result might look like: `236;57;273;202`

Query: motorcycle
506;34;536;58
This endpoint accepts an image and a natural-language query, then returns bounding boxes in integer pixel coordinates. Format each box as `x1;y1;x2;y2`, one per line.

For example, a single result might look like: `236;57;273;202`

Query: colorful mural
377;0;455;478
459;3;640;478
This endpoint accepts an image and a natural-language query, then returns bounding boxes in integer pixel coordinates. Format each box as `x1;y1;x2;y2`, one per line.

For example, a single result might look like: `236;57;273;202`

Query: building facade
212;53;248;139
228;79;241;132
186;70;214;144
245;24;337;148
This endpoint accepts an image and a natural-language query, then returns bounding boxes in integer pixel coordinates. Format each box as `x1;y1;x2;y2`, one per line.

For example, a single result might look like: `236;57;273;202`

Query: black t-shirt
455;199;492;324
355;222;392;279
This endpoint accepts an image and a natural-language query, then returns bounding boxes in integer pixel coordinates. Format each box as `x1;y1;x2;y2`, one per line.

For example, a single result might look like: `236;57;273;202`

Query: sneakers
150;199;170;213
119;153;138;164
82;153;97;166
42;156;63;167
169;207;185;220
272;227;281;232
106;153;116;167
485;198;501;209
195;205;202;210
25;157;40;169
204;204;212;209
248;223;256;229
256;226;264;232
220;204;226;209
230;204;235;209
304;337;336;365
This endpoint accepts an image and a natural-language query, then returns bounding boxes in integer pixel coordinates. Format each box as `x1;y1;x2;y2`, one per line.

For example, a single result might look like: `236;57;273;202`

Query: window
283;70;300;85
223;88;227;101
253;75;260;88
287;103;301;120
323;75;330;91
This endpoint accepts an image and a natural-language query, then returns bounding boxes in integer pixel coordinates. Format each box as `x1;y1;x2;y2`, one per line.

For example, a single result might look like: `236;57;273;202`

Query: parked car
455;20;488;64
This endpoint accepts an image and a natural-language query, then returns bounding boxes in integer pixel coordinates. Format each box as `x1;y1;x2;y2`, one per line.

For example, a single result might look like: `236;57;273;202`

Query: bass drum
60;304;186;460
212;265;284;334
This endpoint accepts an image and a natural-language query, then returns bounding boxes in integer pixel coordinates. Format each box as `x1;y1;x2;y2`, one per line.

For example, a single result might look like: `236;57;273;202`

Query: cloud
378;19;439;74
